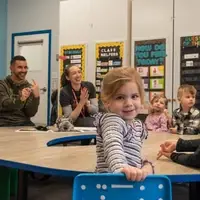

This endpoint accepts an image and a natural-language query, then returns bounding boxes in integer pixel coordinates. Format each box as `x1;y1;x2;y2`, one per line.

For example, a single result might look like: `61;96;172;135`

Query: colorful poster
150;65;164;76
150;78;164;89
137;66;149;77
142;78;149;89
181;35;200;109
59;44;86;84
144;92;150;103
134;39;166;101
95;41;124;96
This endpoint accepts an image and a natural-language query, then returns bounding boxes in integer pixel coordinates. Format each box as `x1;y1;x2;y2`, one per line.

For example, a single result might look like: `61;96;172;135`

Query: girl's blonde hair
101;66;145;104
177;84;197;101
150;94;168;109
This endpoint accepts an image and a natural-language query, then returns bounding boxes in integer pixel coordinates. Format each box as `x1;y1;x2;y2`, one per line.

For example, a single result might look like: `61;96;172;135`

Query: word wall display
181;35;200;109
134;39;166;102
95;42;124;97
59;44;86;83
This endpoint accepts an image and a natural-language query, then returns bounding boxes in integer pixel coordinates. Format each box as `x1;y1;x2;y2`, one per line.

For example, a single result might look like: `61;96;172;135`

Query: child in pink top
145;94;170;132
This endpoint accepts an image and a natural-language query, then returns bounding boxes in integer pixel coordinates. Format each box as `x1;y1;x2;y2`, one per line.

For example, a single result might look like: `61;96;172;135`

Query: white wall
7;0;60;79
131;0;174;111
174;0;200;108
0;0;7;79
59;0;131;84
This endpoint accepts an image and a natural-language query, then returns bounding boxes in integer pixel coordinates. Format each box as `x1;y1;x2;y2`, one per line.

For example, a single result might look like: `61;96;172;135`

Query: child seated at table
157;138;200;168
94;67;154;181
145;94;170;132
171;84;200;135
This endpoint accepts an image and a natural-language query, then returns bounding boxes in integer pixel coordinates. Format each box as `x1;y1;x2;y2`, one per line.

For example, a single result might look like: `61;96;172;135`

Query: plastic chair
73;173;172;200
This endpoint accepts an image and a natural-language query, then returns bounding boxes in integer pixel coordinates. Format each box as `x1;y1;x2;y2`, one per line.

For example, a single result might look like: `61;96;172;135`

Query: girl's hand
120;166;148;181
148;105;154;114
164;109;170;118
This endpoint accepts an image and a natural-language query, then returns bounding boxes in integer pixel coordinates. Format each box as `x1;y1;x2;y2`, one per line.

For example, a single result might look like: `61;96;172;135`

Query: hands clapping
20;80;39;101
80;87;89;105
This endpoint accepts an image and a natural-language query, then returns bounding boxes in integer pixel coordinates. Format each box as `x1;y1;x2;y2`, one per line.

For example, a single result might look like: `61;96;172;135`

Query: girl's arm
156;114;168;132
101;114;128;172
144;115;154;131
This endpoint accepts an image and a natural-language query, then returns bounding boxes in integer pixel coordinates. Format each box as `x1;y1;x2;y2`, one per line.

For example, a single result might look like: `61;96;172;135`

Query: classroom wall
7;0;60;80
131;0;174;110
0;0;7;79
131;0;200;112
59;0;132;84
174;0;200;108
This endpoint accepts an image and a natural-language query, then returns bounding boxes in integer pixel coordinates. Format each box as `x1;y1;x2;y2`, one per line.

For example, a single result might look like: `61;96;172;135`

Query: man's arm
171;144;200;168
0;82;24;110
23;94;40;117
176;138;200;152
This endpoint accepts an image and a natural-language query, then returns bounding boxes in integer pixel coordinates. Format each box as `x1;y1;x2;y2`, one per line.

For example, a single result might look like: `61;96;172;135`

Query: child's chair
73;173;172;200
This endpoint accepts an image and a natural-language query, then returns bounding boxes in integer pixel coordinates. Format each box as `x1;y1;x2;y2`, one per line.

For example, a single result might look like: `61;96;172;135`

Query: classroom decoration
134;39;166;102
60;44;86;84
181;35;200;109
95;41;124;96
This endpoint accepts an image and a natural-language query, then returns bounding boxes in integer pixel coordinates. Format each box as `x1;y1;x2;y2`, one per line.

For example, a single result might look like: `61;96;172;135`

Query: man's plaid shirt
172;107;200;135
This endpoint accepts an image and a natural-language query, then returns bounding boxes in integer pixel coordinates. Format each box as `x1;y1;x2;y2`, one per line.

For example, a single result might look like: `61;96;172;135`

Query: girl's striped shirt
94;113;148;173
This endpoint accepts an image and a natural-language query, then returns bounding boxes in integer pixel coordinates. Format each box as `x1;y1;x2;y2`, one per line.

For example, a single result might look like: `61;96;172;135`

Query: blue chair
73;173;172;200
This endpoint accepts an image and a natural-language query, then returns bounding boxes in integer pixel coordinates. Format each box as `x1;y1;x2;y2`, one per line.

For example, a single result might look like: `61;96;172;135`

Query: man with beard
0;55;40;126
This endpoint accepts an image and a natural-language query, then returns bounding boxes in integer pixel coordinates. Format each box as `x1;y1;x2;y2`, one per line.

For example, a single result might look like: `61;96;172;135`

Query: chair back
73;173;172;200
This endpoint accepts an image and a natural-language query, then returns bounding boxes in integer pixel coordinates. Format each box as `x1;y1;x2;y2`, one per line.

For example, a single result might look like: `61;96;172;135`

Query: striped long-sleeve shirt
94;113;148;173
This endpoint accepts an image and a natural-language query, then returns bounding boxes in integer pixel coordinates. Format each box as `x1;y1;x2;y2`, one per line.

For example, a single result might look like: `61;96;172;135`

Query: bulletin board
134;39;166;102
60;44;86;84
180;35;200;109
95;41;124;97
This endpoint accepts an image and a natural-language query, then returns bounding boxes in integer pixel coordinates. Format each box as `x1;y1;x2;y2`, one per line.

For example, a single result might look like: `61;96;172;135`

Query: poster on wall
60;44;86;86
181;35;200;109
134;39;166;102
95;41;124;97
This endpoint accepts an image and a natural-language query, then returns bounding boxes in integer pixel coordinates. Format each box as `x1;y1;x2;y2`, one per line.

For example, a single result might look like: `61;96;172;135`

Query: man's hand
21;88;31;101
157;141;177;159
31;80;40;97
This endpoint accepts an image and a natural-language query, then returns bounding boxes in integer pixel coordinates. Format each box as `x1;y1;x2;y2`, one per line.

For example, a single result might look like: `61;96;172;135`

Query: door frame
11;29;52;125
